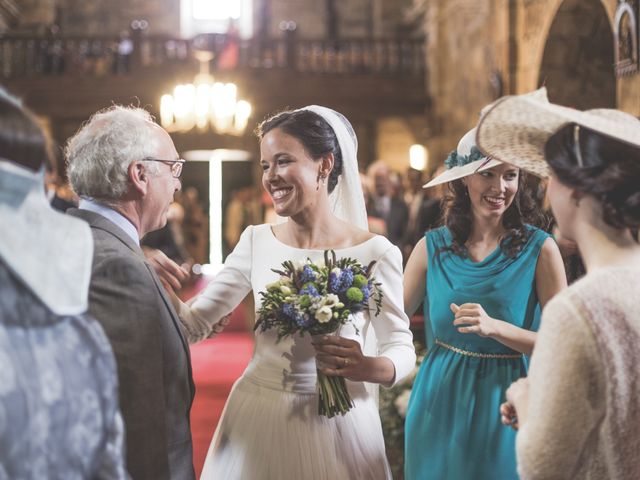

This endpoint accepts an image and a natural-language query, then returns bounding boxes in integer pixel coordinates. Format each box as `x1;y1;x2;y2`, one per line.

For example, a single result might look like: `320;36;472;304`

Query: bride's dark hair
256;110;343;193
441;171;544;258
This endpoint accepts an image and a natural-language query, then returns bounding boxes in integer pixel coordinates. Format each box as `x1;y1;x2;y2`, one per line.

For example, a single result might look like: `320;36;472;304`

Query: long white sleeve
370;244;416;386
177;226;253;343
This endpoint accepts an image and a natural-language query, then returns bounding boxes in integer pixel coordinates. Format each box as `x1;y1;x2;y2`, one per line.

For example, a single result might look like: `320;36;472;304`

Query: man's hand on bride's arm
312;336;396;387
142;247;190;294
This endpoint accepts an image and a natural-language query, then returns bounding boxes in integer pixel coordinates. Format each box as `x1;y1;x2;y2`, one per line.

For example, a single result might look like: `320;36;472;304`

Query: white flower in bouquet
280;285;293;295
322;294;340;307
293;259;311;270
315;306;333;323
394;389;412;418
265;280;280;291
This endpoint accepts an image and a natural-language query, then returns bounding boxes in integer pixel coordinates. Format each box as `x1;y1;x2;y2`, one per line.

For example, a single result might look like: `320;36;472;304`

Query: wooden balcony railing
0;32;425;79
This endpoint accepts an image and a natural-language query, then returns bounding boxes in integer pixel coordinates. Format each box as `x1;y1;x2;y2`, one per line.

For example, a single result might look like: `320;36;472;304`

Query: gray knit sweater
517;266;640;479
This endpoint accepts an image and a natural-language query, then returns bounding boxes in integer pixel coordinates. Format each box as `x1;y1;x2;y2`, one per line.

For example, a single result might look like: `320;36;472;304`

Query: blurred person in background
224;185;262;254
181;186;209;265
403;167;442;259
367;160;408;250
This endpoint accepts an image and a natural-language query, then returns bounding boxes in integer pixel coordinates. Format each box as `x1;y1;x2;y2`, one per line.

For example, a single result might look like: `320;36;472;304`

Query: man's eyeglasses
142;158;185;178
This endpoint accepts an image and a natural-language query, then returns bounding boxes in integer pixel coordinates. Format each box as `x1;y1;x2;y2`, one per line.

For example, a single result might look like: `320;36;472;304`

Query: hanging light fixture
160;51;252;135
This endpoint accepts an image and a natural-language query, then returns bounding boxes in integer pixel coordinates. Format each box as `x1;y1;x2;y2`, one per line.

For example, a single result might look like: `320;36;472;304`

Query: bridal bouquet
255;250;383;417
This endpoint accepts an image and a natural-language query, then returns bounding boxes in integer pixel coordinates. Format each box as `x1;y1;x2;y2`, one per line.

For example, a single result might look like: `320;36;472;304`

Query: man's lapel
69;208;195;395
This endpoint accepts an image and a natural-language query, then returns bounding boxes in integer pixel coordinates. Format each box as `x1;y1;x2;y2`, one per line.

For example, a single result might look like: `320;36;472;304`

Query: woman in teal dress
403;127;567;479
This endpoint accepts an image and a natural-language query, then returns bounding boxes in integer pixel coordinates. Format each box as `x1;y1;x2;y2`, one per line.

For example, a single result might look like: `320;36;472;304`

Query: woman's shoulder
349;231;400;262
520;224;552;253
424;226;450;247
524;224;552;241
240;223;271;243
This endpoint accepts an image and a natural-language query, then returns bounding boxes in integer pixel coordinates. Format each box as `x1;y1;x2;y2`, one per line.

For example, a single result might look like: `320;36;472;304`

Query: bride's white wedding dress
177;224;416;479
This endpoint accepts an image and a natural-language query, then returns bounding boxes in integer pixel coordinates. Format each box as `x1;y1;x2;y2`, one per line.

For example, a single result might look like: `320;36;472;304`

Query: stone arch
536;0;616;108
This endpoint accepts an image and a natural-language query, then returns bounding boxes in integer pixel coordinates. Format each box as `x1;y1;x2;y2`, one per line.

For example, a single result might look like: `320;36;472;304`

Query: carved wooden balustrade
0;32;425;78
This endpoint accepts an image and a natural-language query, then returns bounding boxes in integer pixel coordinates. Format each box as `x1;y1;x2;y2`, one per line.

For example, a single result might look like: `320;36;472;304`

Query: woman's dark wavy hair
441;170;545;258
545;123;640;232
255;109;343;193
0;89;53;172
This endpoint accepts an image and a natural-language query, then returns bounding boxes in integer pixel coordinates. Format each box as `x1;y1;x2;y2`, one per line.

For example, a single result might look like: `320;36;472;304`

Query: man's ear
129;161;149;195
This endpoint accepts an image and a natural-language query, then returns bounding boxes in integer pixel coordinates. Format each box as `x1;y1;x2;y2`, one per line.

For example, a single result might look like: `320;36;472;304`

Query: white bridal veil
300;105;369;232
299;105;380;403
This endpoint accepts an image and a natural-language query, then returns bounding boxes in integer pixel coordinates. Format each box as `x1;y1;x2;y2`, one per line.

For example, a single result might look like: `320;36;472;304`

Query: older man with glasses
66;106;196;480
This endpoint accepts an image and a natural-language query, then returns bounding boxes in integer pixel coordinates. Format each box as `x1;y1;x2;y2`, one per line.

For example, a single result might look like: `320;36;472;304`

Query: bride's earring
316;171;327;191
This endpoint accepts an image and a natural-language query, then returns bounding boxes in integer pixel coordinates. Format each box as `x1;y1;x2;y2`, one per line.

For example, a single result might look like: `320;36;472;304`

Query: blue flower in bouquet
300;265;316;283
339;268;354;292
295;314;313;328
329;267;355;293
299;283;320;297
361;285;371;302
282;303;311;328
328;271;340;293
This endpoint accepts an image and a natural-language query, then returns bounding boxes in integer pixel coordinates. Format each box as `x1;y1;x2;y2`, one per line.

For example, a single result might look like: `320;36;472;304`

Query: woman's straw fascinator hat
476;87;640;177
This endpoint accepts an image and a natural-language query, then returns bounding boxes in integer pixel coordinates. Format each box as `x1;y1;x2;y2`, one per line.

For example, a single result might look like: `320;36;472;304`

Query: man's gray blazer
68;208;196;480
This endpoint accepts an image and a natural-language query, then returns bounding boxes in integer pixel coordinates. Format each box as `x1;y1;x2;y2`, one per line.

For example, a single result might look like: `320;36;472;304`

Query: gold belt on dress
435;338;522;359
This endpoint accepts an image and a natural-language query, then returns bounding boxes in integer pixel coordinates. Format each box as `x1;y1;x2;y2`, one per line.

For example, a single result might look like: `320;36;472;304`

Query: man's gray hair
66;106;161;200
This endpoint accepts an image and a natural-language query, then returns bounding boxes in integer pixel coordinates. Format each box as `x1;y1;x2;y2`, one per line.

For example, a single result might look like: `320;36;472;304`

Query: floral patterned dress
0;261;127;480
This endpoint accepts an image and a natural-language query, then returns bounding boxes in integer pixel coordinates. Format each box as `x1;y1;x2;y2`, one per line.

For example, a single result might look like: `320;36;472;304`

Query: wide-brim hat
423;127;501;188
476;87;640;177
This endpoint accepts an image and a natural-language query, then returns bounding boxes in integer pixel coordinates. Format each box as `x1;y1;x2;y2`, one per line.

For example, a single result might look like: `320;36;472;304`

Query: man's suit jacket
68;209;196;480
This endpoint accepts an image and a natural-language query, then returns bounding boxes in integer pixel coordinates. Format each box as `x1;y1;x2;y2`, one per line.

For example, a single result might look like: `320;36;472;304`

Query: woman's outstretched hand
451;303;499;337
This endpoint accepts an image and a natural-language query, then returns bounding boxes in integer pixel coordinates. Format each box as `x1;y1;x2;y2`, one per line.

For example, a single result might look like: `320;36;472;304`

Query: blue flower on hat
444;146;486;169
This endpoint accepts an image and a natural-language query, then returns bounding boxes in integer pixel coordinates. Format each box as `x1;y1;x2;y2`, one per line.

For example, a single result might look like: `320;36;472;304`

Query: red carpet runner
189;305;254;478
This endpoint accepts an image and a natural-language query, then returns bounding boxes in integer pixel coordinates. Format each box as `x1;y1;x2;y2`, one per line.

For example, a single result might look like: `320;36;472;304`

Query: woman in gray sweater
476;90;640;480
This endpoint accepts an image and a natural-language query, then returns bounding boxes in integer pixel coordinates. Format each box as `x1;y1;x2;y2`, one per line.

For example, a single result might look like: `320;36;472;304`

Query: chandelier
159;51;252;135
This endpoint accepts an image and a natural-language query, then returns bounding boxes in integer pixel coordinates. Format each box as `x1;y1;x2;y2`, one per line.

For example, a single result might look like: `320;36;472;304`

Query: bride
160;106;416;479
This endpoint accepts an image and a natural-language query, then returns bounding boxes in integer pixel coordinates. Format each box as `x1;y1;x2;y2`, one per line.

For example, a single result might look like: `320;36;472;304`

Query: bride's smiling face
260;128;323;217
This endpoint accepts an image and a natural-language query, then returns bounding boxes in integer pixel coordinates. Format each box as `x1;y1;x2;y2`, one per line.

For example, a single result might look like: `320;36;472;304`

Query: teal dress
405;226;550;479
